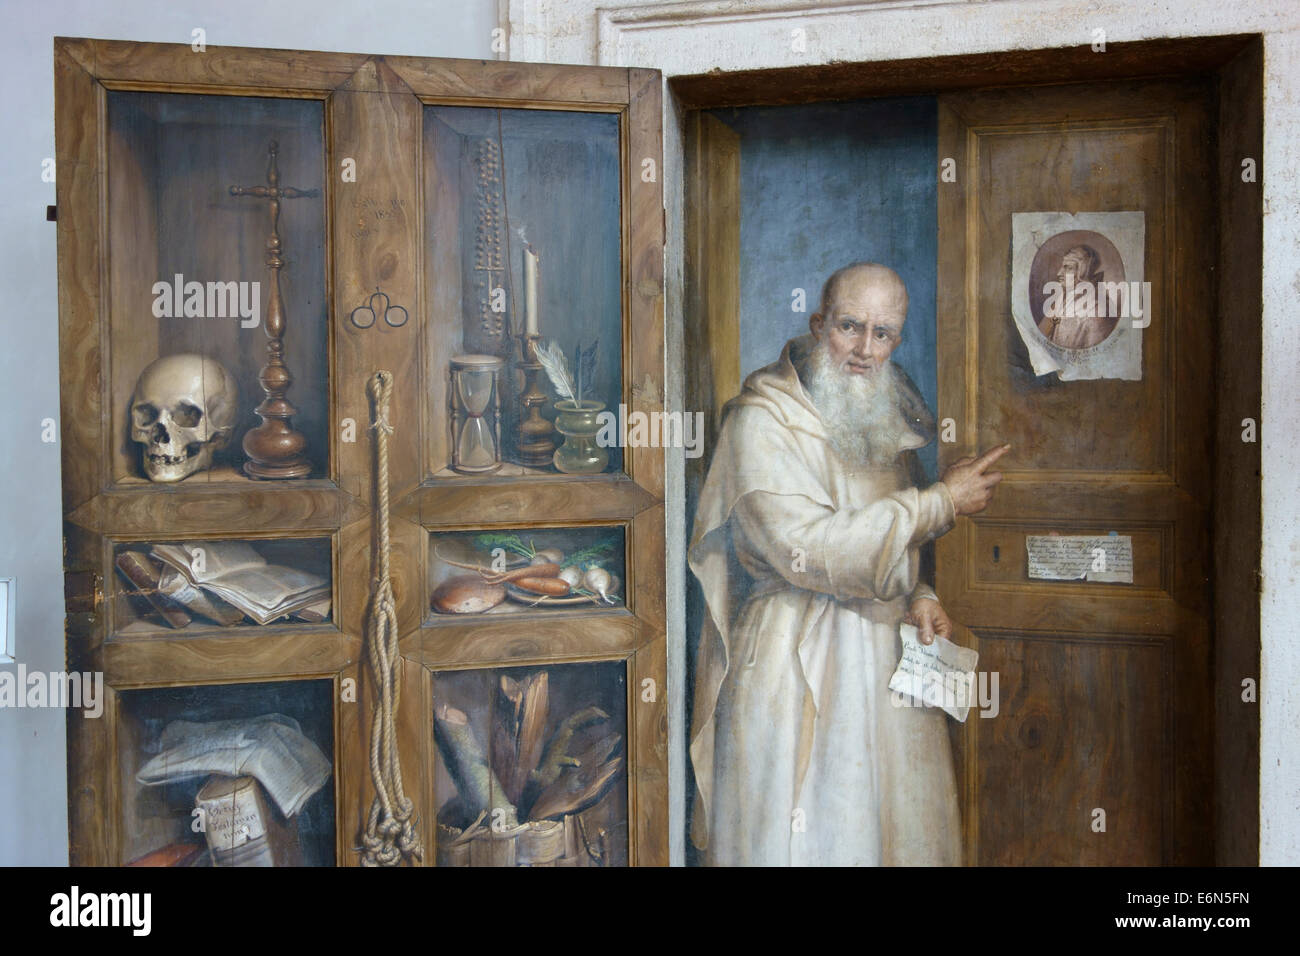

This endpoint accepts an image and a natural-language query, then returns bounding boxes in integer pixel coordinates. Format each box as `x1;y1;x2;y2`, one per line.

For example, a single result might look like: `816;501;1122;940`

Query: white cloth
136;713;332;817
689;335;962;866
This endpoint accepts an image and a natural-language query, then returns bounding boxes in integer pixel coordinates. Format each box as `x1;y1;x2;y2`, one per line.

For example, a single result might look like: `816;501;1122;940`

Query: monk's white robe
689;336;962;866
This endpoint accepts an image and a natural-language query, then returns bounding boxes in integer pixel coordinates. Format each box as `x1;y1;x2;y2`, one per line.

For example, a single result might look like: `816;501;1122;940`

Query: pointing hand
941;444;1010;516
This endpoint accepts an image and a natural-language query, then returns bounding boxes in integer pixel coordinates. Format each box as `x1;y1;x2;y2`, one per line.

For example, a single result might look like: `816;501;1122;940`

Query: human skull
129;354;239;482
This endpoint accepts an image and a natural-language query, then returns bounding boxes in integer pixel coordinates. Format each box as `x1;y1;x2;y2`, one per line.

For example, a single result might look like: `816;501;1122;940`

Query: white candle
524;246;539;336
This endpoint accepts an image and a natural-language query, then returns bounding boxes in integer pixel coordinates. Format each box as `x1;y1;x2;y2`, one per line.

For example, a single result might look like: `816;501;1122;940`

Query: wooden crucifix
230;141;320;479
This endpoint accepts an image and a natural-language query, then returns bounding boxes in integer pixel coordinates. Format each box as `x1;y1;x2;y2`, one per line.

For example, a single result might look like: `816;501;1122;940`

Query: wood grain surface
937;78;1217;865
56;37;666;867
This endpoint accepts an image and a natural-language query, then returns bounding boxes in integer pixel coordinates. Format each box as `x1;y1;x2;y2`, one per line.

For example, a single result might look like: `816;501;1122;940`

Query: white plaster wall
0;0;497;867
6;0;1290;869
504;0;1300;865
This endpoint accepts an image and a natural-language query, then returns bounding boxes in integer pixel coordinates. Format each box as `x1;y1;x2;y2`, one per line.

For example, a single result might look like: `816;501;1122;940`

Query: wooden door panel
974;631;1169;866
329;62;425;503
972;121;1175;477
938;79;1214;865
970;521;1166;590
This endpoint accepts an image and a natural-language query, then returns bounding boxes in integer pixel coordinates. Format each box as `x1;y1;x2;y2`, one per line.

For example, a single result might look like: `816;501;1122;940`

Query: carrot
432;547;562;585
512;576;571;596
498;563;561;583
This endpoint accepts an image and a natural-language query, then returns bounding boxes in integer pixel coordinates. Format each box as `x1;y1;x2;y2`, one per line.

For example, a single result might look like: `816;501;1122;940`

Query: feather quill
535;339;575;402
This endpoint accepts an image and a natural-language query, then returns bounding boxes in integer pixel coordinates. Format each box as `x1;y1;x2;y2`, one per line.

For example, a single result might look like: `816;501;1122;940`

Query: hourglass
448;354;504;474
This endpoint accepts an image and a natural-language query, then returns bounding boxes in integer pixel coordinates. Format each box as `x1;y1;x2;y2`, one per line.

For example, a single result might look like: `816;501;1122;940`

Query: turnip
582;566;614;604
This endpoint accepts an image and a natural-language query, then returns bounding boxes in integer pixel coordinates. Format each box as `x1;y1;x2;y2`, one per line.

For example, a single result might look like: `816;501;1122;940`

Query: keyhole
992;545;1000;563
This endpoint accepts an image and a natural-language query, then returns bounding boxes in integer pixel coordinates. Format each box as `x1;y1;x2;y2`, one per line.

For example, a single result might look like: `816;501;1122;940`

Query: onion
582;566;613;604
532;548;564;566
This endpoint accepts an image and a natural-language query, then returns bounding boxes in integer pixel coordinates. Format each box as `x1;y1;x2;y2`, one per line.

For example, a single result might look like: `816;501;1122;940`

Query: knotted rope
359;370;423;866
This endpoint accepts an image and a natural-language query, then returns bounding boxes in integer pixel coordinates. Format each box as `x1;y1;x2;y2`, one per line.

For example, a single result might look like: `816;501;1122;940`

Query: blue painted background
710;97;939;479
685;99;942;864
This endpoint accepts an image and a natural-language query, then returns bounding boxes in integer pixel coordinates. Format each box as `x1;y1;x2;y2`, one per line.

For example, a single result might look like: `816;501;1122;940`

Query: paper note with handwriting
888;623;980;722
1026;534;1133;583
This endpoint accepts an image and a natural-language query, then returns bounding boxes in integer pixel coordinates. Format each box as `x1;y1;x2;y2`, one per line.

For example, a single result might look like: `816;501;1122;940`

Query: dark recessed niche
427;525;626;622
118;678;335;867
106;90;328;485
423;105;624;479
432;660;628;867
111;536;332;636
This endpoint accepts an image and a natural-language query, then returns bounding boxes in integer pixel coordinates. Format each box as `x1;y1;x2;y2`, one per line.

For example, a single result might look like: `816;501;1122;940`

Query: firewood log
434;702;517;827
491;672;549;806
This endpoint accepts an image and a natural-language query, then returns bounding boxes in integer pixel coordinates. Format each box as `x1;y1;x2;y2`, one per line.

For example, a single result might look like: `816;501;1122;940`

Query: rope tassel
359;371;423;866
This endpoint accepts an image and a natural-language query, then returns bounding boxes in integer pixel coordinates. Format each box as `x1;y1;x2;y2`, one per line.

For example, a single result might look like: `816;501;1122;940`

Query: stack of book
115;540;330;627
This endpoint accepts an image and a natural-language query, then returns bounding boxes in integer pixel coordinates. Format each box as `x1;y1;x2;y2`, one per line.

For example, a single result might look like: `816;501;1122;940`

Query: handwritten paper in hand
1026;534;1134;583
888;623;980;722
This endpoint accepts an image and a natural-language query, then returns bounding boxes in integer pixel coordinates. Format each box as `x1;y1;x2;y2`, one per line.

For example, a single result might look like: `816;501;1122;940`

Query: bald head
818;262;908;318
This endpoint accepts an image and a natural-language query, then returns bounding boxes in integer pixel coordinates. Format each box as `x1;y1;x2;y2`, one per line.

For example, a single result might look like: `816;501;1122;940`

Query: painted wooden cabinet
54;37;666;866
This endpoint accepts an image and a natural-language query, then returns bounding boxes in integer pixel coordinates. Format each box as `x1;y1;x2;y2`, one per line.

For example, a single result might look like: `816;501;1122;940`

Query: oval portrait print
1028;229;1126;351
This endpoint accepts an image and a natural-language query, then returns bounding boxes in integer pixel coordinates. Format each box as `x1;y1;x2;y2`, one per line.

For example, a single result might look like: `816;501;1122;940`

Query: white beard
804;342;914;468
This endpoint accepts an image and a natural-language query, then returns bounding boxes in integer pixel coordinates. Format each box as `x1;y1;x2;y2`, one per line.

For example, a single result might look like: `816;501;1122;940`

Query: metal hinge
64;571;103;615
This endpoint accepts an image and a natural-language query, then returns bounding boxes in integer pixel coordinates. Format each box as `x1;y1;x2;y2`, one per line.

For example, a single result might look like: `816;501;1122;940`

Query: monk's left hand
905;597;953;646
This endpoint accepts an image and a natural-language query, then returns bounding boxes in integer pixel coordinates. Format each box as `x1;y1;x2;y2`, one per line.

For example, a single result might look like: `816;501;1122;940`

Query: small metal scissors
349;287;409;329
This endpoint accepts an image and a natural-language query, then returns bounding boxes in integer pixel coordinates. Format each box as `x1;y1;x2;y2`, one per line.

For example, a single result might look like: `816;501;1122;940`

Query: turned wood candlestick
230;141;319;480
515;333;556;467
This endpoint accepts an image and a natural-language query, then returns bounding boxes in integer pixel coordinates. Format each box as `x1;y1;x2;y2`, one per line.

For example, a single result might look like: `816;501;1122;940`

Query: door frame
669;37;1261;864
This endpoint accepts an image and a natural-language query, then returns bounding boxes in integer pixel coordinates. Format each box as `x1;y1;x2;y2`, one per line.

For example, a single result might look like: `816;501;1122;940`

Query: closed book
114;551;192;629
195;774;299;867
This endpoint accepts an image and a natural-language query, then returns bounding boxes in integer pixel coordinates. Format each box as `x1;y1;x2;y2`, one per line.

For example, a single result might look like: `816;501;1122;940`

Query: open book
151;541;329;626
